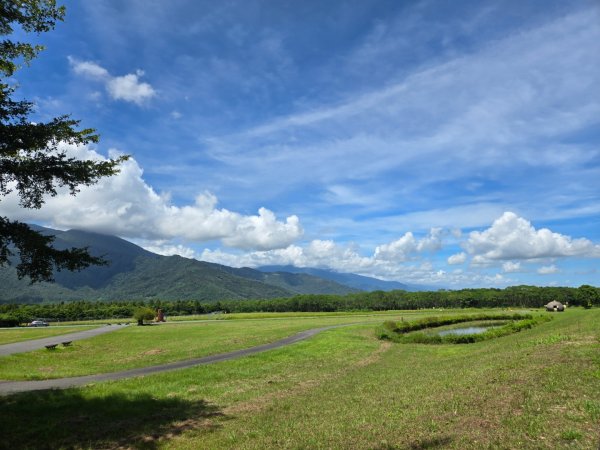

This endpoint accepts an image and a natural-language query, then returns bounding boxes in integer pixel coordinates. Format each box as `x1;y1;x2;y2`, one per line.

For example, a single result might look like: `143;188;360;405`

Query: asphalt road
0;325;127;357
0;325;343;395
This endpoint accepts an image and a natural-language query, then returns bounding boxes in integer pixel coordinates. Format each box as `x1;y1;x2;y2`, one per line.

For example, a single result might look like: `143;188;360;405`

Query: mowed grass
56;309;469;326
0;308;597;449
0;325;98;345
0;310;450;380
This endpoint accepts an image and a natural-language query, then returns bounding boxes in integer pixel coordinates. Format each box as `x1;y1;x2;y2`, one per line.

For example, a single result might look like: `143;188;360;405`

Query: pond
437;326;500;336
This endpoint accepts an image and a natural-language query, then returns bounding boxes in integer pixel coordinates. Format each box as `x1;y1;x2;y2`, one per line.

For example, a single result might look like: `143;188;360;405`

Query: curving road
0;325;345;395
0;325;127;357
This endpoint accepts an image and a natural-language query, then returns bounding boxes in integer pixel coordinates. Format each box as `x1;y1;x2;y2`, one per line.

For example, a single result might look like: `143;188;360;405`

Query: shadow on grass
0;388;224;449
407;436;453;449
373;436;453;450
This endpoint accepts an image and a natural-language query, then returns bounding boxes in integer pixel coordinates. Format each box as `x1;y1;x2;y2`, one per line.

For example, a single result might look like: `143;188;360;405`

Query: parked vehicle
29;320;49;327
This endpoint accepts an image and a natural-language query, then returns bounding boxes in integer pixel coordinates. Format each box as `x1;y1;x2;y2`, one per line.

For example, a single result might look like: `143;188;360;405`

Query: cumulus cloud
107;70;156;104
200;238;515;288
502;261;522;273
447;252;467;265
222;208;302;251
69;59;109;79
200;241;376;277
0;143;302;251
138;242;198;259
202;239;373;272
374;228;443;262
538;264;559;275
465;212;600;263
202;228;448;282
69;57;156;105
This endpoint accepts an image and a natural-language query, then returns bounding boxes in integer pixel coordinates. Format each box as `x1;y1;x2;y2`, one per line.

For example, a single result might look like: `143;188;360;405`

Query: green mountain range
0;226;360;303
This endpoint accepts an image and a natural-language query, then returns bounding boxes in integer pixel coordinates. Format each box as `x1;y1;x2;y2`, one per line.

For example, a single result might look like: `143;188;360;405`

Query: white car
29;320;49;327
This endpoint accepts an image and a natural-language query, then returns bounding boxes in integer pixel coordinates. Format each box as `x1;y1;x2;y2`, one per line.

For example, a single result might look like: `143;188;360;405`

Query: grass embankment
0;310;448;380
0;326;98;345
0;309;598;449
378;312;551;344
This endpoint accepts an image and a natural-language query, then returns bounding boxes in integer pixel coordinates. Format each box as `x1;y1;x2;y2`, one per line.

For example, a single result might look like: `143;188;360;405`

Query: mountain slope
0;226;357;302
216;265;360;295
258;265;427;291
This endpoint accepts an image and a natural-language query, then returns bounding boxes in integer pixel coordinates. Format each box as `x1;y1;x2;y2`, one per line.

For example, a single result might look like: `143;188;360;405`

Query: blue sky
3;0;599;287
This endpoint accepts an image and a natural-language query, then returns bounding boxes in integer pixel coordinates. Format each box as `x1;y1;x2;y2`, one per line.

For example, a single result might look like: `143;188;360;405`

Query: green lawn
0;325;98;345
0;308;597;449
0;310;434;380
55;309;459;325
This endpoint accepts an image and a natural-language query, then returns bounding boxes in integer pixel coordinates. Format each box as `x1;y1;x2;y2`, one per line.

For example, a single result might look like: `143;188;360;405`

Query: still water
438;326;498;336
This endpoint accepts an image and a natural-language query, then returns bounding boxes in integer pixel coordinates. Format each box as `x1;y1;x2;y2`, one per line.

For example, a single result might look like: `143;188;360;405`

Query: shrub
133;307;155;326
0;316;19;327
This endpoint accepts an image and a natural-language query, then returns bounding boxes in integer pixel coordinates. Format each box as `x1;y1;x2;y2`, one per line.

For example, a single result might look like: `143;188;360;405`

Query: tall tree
0;0;127;282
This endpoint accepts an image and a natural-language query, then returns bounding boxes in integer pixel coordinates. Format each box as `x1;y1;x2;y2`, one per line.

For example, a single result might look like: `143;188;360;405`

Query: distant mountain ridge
258;265;431;292
0;226;359;303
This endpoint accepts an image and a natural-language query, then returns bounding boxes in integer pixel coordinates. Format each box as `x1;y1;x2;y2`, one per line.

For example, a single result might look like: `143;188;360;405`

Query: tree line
0;285;597;325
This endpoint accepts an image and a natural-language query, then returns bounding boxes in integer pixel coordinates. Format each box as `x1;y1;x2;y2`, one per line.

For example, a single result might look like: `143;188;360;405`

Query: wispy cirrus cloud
17;1;598;287
198;9;600;227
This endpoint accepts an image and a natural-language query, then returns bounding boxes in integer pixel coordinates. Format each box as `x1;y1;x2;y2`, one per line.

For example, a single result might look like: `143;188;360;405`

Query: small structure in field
545;300;565;312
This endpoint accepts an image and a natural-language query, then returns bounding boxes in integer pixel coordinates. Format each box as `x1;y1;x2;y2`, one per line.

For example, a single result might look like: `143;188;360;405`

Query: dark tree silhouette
0;0;127;282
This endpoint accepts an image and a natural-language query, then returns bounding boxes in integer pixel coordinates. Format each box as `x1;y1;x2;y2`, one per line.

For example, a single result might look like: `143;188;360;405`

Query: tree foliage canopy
0;0;127;282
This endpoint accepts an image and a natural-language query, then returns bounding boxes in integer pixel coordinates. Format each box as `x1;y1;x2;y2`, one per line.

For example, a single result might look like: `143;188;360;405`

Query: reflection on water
438;326;499;336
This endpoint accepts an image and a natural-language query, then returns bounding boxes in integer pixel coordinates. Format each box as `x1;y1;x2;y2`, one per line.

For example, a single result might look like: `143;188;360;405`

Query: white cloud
69;58;109;79
202;229;449;284
198;211;599;286
200;239;517;288
538;264;559;275
140;242;197;259
374;228;443;262
106;70;156;105
203;239;372;273
222;208;302;251
0;143;301;251
502;261;522;273
200;241;378;279
465;212;600;263
69;58;156;105
373;233;418;262
448;252;467;265
196;10;599;234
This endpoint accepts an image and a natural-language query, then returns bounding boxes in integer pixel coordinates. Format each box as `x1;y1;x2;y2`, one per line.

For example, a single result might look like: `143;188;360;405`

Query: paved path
0;325;127;357
0;325;344;395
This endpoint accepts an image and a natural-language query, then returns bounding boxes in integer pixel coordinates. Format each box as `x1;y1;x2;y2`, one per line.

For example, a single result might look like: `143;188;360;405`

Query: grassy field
55;309;465;325
0;325;98;345
0;308;598;449
0;310;460;380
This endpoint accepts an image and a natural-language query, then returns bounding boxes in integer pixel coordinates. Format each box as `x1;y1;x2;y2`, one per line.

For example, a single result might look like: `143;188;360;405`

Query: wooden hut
545;300;565;312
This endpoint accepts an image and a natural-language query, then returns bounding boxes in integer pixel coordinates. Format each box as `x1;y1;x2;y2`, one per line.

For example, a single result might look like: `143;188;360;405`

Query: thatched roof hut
545;300;565;312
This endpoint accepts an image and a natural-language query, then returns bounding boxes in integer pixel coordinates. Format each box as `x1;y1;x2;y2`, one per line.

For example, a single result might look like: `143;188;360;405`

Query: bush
133;307;155;326
0;316;19;327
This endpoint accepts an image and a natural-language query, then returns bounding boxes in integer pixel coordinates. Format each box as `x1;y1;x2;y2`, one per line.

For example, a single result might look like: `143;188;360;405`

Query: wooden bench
45;344;58;350
62;341;72;347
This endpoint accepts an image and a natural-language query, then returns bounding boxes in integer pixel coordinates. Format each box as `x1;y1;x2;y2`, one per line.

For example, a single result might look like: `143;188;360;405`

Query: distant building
545;300;565;312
